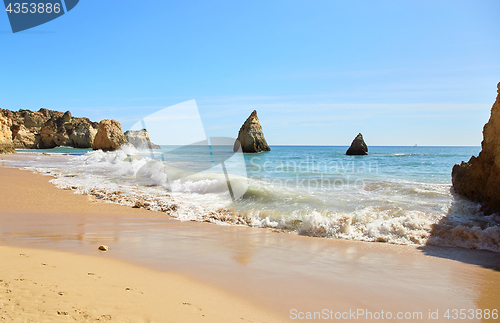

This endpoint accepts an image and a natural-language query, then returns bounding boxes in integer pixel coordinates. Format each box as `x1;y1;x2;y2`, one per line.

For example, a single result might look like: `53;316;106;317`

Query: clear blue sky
1;0;499;146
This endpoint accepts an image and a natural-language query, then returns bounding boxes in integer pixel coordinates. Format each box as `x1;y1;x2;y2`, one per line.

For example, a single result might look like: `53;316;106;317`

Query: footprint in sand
97;314;112;321
87;272;101;279
125;287;143;294
182;302;204;316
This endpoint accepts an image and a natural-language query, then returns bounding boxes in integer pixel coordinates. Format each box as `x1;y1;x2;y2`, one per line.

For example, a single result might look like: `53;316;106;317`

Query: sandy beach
1;156;500;322
0;246;283;322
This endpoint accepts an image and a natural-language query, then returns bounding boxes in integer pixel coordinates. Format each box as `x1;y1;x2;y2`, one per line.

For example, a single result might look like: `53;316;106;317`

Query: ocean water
7;145;500;252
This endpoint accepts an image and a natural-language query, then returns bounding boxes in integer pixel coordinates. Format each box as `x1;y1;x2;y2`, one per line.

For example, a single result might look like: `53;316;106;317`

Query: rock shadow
419;188;500;271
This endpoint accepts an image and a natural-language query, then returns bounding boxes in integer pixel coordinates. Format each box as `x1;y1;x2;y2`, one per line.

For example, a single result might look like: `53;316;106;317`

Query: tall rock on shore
93;120;128;151
0;115;15;154
346;133;368;155
452;82;500;214
233;110;271;153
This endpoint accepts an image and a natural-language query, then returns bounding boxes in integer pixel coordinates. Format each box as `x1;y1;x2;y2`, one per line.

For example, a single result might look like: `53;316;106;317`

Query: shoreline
1;156;500;321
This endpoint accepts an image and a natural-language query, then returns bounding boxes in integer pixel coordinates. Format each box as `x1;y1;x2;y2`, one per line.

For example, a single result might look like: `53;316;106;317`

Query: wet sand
1;157;500;322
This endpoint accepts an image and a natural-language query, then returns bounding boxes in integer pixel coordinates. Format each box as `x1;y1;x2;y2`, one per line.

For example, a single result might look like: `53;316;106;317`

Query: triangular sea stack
233;110;271;153
452;82;500;214
346;133;368;155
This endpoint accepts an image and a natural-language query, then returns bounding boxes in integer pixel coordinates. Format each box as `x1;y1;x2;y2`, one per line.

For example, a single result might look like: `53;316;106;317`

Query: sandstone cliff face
93;120;128;151
233;110;271;153
11;124;36;149
21;109;56;128
0;115;15;154
125;129;161;150
70;121;98;148
452;82;500;214
0;108;99;149
38;116;69;148
346;133;368;155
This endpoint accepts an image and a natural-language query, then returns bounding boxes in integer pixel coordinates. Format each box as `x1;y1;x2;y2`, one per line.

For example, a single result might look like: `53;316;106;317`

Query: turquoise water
244;146;481;184
10;145;500;251
19;145;481;184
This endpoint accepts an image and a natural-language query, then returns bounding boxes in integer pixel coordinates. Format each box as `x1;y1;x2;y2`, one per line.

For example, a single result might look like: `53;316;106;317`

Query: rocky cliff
93;120;128;152
125;129;161;149
233;110;271;153
0;115;15;154
452;82;500;214
346;133;368;155
0;108;99;150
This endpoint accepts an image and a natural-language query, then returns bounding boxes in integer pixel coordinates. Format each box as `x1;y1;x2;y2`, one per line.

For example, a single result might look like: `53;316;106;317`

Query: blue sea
7;145;500;251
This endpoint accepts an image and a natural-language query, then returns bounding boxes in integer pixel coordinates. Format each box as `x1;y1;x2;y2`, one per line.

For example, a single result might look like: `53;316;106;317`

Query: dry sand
1;156;500;322
0;245;282;322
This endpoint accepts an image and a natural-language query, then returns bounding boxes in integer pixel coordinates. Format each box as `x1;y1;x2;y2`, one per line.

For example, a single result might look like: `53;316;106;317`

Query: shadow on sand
417;245;500;271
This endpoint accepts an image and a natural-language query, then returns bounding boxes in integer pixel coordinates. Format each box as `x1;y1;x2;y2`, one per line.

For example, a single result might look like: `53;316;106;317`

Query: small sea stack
346;133;368;155
233;110;271;153
452;82;500;214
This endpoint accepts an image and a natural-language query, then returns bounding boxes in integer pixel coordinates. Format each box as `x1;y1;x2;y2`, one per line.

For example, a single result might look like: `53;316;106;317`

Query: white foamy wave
77;145;141;165
254;207;440;245
171;179;224;194
135;161;169;186
428;225;500;252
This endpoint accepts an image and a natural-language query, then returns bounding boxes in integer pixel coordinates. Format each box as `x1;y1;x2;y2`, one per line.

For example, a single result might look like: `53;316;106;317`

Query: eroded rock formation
93;120;128;151
70;121;99;148
11;124;36;149
125;129;161;150
0;115;15;154
346;133;368;155
0;108;99;150
233;110;270;153
452;82;500;214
